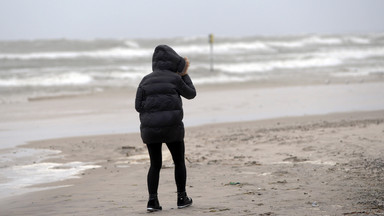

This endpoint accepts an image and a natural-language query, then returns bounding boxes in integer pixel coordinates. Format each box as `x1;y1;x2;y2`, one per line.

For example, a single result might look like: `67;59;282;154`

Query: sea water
1;34;383;103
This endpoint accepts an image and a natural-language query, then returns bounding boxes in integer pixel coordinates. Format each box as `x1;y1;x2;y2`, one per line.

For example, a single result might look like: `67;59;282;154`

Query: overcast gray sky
0;0;383;40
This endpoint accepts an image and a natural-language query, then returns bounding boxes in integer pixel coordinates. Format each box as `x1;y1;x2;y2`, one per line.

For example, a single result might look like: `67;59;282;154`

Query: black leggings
146;141;186;195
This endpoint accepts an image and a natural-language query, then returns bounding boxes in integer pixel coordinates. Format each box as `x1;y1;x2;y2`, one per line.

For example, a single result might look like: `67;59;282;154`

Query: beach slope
1;110;383;215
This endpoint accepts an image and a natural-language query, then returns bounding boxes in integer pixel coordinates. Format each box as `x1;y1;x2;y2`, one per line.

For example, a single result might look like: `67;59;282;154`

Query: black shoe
147;195;162;212
177;192;193;209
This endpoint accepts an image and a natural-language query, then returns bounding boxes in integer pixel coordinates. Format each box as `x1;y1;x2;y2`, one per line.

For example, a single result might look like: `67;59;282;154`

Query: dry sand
1;110;383;216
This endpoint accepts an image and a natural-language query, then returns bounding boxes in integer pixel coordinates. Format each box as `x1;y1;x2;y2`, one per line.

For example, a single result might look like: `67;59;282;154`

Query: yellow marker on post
209;34;214;72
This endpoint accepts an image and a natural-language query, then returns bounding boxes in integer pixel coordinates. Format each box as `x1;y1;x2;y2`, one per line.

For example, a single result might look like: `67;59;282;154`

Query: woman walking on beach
135;45;196;212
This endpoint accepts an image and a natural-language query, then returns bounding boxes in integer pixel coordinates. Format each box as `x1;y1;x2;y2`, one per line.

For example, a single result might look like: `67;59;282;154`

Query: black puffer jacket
135;45;196;144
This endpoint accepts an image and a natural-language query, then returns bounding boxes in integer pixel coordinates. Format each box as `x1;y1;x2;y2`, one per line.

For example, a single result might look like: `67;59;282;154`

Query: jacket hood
152;45;185;73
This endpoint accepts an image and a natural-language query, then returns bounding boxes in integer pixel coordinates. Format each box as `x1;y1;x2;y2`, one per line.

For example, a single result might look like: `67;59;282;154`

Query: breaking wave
0;72;93;87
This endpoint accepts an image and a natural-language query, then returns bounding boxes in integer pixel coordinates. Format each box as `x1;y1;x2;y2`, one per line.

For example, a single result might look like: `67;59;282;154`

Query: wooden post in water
209;34;214;72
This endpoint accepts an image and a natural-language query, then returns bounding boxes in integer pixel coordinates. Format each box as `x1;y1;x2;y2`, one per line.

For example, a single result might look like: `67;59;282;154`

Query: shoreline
4;77;383;105
1;80;384;215
1;110;383;215
1;81;383;150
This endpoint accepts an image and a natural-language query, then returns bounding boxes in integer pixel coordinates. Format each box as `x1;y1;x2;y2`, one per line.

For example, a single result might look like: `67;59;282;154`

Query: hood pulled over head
152;45;185;73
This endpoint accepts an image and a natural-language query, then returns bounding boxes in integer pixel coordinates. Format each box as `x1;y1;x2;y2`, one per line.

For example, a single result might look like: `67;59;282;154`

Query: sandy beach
0;80;384;215
1;111;383;215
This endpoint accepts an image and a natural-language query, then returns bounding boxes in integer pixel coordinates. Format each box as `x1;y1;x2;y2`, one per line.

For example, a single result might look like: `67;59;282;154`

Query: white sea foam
124;40;140;48
215;41;273;52
212;46;384;74
193;74;259;85
0;72;93;87
91;47;151;58
314;47;384;60
345;36;371;44
119;65;150;71
216;57;342;73
173;45;209;54
175;36;370;54
0;161;100;198
0;52;78;60
268;36;343;48
0;36;377;61
266;35;371;49
108;72;145;79
178;35;204;42
174;41;274;54
302;36;343;45
0;47;152;60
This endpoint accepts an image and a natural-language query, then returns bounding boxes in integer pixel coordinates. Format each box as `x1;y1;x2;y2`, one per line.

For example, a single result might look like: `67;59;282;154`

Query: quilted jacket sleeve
135;85;144;112
178;74;196;100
